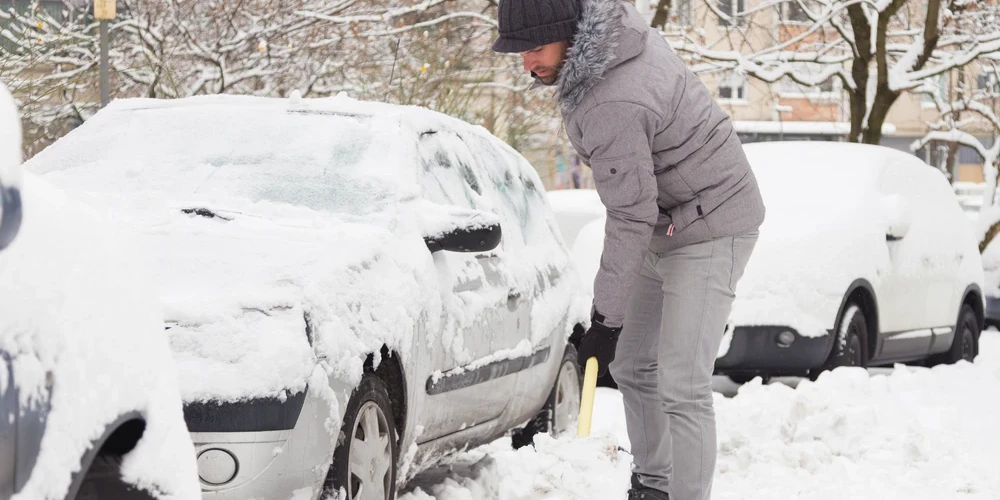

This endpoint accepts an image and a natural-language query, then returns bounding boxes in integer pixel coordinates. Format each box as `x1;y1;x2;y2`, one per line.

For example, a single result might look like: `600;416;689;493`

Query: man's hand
577;318;623;378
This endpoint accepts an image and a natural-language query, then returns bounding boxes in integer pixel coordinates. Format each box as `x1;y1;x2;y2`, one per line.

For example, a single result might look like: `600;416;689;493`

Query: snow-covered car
563;142;986;382
0;87;200;499
718;141;985;381
26;94;589;500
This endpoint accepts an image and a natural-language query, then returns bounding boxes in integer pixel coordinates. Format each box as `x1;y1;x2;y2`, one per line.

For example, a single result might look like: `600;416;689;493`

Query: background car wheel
820;303;868;373
728;373;770;385
927;304;979;366
325;374;399;500
75;455;156;500
511;344;582;449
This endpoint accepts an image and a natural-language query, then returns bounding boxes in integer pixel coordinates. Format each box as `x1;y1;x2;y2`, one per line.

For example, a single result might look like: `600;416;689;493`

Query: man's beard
531;66;560;85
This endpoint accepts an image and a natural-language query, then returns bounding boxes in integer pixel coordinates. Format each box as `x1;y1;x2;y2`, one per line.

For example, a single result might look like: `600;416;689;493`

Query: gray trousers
609;231;758;500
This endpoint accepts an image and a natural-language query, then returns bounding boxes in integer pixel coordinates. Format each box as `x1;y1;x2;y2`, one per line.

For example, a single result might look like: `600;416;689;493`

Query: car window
463;133;557;248
416;130;485;211
26;107;413;216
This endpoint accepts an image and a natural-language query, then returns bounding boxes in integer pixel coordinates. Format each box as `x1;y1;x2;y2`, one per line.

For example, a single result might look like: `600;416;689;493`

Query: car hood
85;193;439;404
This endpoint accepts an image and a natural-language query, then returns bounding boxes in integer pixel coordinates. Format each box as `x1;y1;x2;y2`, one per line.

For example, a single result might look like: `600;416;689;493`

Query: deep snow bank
398;332;1000;500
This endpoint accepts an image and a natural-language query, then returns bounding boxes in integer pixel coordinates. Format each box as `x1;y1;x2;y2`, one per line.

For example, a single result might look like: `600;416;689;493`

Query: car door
875;159;956;359
412;129;518;443
463;134;568;417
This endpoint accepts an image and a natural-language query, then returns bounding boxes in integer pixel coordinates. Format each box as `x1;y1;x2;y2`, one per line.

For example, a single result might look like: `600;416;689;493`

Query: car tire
927;304;979;366
324;374;399;500
511;344;582;449
728;373;769;385
74;455;157;500
819;303;868;373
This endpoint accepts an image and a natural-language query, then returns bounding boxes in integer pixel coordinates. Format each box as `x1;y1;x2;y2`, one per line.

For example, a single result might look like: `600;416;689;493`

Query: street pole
100;20;108;108
94;0;116;108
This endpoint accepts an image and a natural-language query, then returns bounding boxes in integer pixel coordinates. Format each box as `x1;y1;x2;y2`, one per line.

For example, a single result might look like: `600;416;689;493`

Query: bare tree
2;0;562;164
663;0;1000;145
913;59;1000;251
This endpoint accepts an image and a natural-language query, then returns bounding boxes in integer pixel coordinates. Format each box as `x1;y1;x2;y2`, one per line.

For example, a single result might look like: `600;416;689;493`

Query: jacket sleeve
579;101;659;328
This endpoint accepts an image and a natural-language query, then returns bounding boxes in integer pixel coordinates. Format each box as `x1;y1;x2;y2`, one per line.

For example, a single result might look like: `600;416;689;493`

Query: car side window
464;134;556;248
416;130;485;210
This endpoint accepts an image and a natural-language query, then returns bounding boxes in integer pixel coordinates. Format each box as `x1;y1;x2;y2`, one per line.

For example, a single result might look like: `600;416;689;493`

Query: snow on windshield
28;104;414;216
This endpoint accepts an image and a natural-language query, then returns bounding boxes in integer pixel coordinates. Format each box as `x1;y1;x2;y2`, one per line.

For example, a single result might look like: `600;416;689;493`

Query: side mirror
880;194;911;241
420;205;502;253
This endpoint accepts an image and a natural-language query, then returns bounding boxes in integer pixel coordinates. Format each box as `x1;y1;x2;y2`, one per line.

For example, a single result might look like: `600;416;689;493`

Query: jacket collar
553;0;647;113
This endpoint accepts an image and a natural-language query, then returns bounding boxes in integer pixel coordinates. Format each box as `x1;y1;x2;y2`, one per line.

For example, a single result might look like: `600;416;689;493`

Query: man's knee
657;371;714;411
609;349;656;389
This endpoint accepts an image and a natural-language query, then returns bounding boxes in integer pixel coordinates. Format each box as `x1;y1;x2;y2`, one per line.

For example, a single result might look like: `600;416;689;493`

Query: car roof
106;93;494;142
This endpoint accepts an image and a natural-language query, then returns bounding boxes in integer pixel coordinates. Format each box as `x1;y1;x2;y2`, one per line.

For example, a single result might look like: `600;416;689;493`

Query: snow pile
0;173;200;500
399;433;632;500
713;360;1000;499
393;332;1000;500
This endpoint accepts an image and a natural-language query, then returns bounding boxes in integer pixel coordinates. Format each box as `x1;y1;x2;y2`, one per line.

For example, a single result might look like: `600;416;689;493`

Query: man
492;1;766;499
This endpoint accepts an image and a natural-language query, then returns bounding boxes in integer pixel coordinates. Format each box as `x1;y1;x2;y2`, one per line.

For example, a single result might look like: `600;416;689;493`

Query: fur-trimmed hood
545;0;649;112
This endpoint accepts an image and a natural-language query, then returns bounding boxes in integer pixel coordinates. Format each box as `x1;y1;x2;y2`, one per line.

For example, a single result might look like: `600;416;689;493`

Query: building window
676;0;693;26
977;72;999;98
777;63;839;99
717;0;745;26
782;1;811;22
719;72;747;100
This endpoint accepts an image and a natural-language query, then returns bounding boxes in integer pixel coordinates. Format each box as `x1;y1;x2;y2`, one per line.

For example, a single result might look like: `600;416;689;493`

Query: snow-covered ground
399;330;1000;500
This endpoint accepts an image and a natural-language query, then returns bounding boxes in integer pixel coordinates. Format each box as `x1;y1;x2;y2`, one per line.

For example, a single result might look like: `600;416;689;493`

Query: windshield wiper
181;207;233;221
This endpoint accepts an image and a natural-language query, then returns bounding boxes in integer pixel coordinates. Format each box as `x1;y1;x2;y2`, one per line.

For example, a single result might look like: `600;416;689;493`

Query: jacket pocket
591;153;641;209
659;165;695;207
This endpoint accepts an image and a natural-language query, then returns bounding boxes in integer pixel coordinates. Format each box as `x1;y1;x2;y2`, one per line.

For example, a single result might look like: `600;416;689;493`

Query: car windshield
28;104;413;215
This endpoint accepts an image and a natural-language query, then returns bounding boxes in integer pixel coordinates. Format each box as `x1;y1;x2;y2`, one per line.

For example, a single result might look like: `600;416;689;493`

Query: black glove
577;317;623;378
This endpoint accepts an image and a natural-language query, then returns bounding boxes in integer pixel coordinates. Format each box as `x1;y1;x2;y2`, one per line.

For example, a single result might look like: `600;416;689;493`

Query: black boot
627;474;670;500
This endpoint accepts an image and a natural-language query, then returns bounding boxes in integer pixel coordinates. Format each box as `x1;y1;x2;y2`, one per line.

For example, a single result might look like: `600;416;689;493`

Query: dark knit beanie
492;0;580;53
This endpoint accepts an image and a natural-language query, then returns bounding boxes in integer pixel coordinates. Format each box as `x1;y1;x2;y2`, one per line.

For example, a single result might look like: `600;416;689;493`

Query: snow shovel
576;357;599;437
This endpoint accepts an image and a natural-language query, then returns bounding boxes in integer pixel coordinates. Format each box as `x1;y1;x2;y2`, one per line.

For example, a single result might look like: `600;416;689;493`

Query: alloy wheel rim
553;361;581;436
348;401;392;500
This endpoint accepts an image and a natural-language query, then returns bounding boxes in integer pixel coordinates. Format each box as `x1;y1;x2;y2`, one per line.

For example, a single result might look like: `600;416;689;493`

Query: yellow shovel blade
577;357;599;437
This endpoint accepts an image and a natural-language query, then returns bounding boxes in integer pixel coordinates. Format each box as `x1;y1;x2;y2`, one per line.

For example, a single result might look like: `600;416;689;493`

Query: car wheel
511;344;582;449
820;303;868;372
325;374;399;500
75;455;157;500
928;304;979;366
728;373;769;385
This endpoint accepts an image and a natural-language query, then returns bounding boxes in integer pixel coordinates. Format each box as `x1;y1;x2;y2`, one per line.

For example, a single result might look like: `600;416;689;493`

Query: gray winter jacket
547;0;766;328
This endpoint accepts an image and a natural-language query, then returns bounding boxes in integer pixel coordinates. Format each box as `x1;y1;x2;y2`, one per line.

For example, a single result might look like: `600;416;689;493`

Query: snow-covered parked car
562;141;985;383
26;94;589;500
718;141;985;381
0;87;200;499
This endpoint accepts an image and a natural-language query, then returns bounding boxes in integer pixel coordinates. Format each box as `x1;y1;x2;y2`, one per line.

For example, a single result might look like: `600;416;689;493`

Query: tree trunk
980;219;1000;254
650;0;672;29
846;4;871;143
862;87;898;144
946;141;960;181
847;64;868;143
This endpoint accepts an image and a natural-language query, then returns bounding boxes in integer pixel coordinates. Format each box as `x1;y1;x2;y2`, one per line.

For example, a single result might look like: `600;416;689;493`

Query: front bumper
714;326;834;374
186;385;337;500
